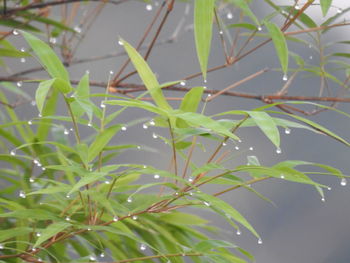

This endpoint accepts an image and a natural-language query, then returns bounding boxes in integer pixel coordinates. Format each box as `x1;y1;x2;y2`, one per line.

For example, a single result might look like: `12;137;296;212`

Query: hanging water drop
105;180;110;184
236;229;241;236
109;70;114;75
89;255;96;261
49;37;57;44
19;190;26;198
127;197;133;203
337;8;343;14
327;187;332;191
100;253;105;258
29;177;35;183
142;123;148;129
13;29;19;35
42;167;46;171
149;119;155;126
284;128;291;134
36;232;41;237
152;133;158;139
154;174;160;179
28;120;33;125
38;113;42;117
65;216;71;221
258;238;263;244
140;243;147;251
238;139;242;143
88;121;92;127
295;4;300;10
64;129;69;135
276;148;282;154
146;4;153;11
249;147;254;151
203;79;207;83
188;177;194;183
74;25;82;33
118;40;124;46
31;100;36;106
222;142;227;146
17;81;23;87
257;26;262;31
113;215;119;222
180;80;186;86
280;174;285;179
321;197;325;202
137;146;141;150
87;227;91;231
20;47;26;52
10;150;16;156
282;74;288;81
66;194;70;198
20;57;26;63
309;55;313;60
226;12;233;19
189;192;193;196
121;126;127;131
132;215;138;220
100;102;106;108
341;178;347;186
235;146;239;150
0;244;3;249
219;30;223;35
203;201;210;207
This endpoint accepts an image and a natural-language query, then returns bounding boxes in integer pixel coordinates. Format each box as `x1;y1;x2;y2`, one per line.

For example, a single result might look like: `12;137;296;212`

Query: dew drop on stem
74;25;82;33
113;216;119;222
140;243;147;251
132;215;138;220
337;8;343;14
295;4;300;10
146;4;153;11
149;119;155;126
88;121;92;127
31;100;36;106
321;197;325;202
219;30;223;35
203;201;210;207
341;178;347;186
20;47;26;52
180;81;186;86
64;129;69;135
282;74;288;81
188;177;194;182
280;174;285;179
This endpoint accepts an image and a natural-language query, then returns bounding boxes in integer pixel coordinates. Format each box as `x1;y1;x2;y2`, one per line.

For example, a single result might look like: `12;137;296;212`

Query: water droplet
20;47;26;52
31;248;37;252
226;12;233;19
235;146;239;150
85;70;90;74
13;29;19;35
143;165;147;168
64;129;69;135
36;232;41;237
89;255;96;261
140;243;147;251
31;100;36;106
284;128;291;134
188;177;194;182
280;174;285;179
17;81;23;87
258;238;263;244
249;146;254;151
327;186;332;191
149;119;155;126
219;30;223;35
0;244;3;249
33;159;39;164
20;57;26;63
337;8;343;14
309;55;313;60
65;216;70;221
121;126;127;131
74;25;82;33
143;124;148;129
282;74;288;81
38;258;43;262
276;148;282;154
109;70;114;75
321;197;325;202
28;120;33;125
113;215;119;222
132;215;138;220
295;4;300;10
105;180;110;184
281;10;288;15
152;133;158;139
154;174;160;179
341;178;347;186
100;253;105;258
38;113;42;117
49;37;57;44
118;40;124;46
29;177;35;183
236;229;241;236
19;190;26;198
100;102;106;108
238;139;242;143
204;201;210;207
146;4;153;11
88;121;92;127
180;81;186;86
137;146;141;150
257;26;262;31
66;194;70;198
87;227;91;231
222;142;227;146
203;79;207;83
42;167;46;171
127;197;133;203
10;150;16;156
189;192;193;196
175;192;179;196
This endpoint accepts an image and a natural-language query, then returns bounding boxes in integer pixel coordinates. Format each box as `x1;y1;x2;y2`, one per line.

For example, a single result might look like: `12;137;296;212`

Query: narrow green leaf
177;87;204;128
121;39;171;110
0;48;30;57
320;0;332;16
159;212;208;225
227;0;260;25
194;240;236;253
35;79;55;115
194;0;215;80
265;21;288;74
227;23;258;31
0;227;32;243
21;31;70;82
34;222;71;248
68;172;108;194
88;124;121;162
0;209;59;220
248;111;280;148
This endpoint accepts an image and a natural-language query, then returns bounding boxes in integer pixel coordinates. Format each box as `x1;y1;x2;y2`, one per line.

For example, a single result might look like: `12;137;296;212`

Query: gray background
2;0;350;262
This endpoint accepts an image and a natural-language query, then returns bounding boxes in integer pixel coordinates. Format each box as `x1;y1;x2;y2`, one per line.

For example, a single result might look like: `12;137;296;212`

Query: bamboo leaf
177;87;204;128
194;0;215;80
35;79;55;115
248;111;280;148
194;240;236;253
227;0;259;25
320;0;332;16
265;21;288;74
34;222;71;248
121;39;171;110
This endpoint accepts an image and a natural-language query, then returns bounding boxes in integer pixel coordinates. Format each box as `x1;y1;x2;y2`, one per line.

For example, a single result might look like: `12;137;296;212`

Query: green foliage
0;0;349;262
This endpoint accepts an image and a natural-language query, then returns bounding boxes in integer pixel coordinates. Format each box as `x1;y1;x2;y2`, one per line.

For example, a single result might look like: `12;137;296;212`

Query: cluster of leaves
1;0;350;262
